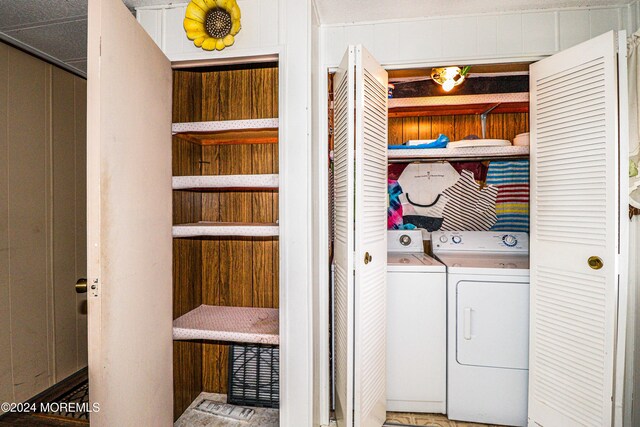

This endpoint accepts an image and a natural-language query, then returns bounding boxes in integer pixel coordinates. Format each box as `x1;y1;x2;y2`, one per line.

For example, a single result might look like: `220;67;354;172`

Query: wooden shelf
173;304;279;345
388;92;529;117
388;145;529;161
172;118;278;145
172;174;279;191
389;102;529;118
172;222;279;238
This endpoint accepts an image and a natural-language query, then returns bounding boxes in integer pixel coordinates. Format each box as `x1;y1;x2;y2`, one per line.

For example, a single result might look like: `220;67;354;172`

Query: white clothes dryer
387;230;447;413
432;231;530;426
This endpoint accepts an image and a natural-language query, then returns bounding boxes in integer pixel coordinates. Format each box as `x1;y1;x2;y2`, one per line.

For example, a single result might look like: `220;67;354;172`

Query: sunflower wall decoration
184;0;241;51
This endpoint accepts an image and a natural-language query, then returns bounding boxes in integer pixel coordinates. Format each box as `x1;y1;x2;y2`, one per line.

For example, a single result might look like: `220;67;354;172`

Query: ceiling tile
122;0;172;7
66;58;87;74
0;0;86;30
4;18;87;63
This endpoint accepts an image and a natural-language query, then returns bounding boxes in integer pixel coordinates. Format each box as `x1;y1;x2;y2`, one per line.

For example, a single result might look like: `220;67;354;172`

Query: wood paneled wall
388;113;529;145
0;42;87;409
172;65;279;418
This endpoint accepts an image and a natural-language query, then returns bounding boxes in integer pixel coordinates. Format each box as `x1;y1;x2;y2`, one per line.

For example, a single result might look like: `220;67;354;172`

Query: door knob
588;256;604;270
364;252;372;265
75;278;88;294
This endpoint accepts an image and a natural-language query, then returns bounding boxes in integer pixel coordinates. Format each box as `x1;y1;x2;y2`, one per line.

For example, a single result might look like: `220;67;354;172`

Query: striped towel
486;160;529;232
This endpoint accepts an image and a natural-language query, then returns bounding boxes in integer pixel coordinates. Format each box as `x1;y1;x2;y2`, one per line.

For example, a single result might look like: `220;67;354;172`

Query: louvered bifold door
529;31;622;427
333;46;356;427
353;45;388;427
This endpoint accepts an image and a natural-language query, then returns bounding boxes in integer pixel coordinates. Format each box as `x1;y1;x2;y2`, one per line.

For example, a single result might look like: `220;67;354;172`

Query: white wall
311;2;330;426
321;3;640;69
136;0;280;62
278;0;314;425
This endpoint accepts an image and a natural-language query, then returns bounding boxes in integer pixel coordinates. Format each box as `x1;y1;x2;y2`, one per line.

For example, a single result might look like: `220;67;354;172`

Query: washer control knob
399;234;412;246
502;234;518;247
439;235;448;243
452;235;462;244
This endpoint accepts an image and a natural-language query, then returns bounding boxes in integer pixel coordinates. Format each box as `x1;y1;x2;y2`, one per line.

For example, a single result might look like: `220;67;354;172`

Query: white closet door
529;30;623;427
353;45;388;427
333;46;356;427
333;45;388;427
87;0;173;425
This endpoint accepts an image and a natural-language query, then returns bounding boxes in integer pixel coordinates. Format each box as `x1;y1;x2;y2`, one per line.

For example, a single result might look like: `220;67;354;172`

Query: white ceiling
0;0;633;77
314;0;630;24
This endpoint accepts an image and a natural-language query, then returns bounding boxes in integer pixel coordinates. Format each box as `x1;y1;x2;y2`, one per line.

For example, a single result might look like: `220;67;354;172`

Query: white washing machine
432;231;530;427
386;230;447;413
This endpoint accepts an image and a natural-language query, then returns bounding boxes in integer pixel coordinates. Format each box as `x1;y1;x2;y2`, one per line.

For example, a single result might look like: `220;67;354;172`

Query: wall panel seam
45;63;56;386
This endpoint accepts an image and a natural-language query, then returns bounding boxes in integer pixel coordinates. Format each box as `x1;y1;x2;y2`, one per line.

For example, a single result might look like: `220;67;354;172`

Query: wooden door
528;30;625;427
87;0;173;425
333;45;388;427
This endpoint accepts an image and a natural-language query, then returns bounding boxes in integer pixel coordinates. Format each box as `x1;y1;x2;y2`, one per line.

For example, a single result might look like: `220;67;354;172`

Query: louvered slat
332;46;355;427
529;31;620;427
354;46;388;427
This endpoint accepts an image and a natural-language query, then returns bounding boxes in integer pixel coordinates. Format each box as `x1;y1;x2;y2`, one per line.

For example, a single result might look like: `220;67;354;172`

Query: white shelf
173;304;279;345
172;119;278;145
388;145;529;160
172;118;278;134
388;92;529;109
172;174;279;190
172;222;279;237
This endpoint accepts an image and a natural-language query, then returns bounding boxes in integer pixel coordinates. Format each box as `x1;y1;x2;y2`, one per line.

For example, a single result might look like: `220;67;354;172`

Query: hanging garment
441;170;498;231
388;180;404;229
388;163;408;180
450;161;489;183
397;162;460;209
402;215;444;232
399;192;448;218
486;160;530;232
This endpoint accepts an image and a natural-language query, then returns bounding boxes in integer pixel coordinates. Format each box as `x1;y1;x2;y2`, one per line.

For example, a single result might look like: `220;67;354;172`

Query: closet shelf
173;174;279;191
388;92;529;117
173;304;279;345
172;222;279;238
172;118;278;145
388;145;529;162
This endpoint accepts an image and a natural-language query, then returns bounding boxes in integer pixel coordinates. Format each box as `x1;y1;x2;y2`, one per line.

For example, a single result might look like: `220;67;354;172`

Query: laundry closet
327;30;629;427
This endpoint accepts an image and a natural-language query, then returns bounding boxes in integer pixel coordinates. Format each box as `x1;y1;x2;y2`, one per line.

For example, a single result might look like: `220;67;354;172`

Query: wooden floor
386;412;499;427
0;369;89;427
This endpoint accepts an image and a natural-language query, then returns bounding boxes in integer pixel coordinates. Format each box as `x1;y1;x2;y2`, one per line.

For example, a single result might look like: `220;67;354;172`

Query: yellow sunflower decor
184;0;241;51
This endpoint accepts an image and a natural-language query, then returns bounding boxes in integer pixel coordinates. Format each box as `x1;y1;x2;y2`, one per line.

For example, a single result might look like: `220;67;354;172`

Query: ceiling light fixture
431;66;470;92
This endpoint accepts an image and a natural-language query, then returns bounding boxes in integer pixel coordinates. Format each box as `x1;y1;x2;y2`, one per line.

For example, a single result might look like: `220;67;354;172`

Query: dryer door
456;280;529;370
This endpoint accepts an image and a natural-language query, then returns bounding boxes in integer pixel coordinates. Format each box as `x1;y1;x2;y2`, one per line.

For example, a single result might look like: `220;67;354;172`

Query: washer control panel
388;230;425;253
431;231;528;253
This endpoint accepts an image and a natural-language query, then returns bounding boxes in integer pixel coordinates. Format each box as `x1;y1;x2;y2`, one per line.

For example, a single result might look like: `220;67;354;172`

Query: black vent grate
228;344;279;409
